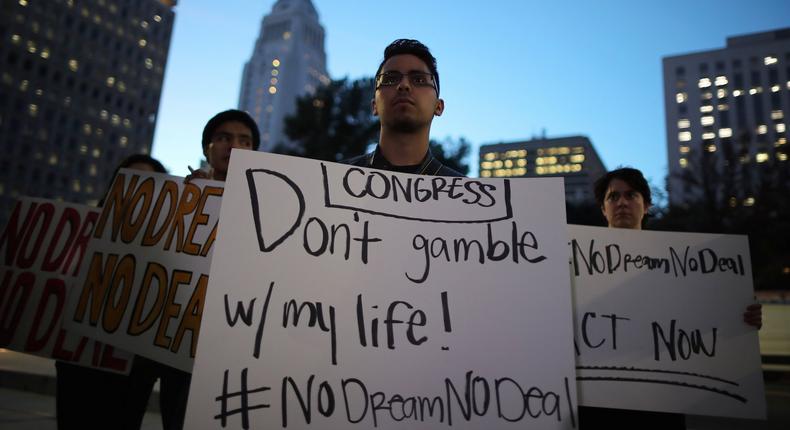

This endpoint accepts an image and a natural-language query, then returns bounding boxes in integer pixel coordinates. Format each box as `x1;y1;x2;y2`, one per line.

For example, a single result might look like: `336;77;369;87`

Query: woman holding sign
577;167;763;429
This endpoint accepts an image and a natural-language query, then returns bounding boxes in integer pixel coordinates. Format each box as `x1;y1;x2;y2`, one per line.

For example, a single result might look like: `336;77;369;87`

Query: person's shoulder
436;164;465;177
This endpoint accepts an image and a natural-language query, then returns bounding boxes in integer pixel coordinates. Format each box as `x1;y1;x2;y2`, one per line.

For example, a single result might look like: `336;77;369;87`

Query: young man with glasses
345;39;462;176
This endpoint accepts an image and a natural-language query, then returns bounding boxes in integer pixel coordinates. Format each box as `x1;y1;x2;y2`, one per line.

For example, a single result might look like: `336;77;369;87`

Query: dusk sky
151;0;790;197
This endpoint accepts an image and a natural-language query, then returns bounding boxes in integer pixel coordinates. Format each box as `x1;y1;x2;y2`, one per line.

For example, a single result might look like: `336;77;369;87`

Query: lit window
698;78;711;88
771;110;784;120
700;105;713;113
679;145;690;154
68;59;79;72
756;153;769;163
717;88;727;98
118;82;126;92
733;89;743;97
702;132;715;140
153;15;162;22
777;123;786;133
283;31;291;40
83;124;92;135
718;104;729;111
700;116;715;126
757;125;767;134
739;155;750;164
701;91;713;100
764;56;778;66
678;131;692;142
271;69;279;76
517;159;527;167
141;21;148;29
40;48;49;59
504;160;513;168
778;152;788;161
676;92;687;103
706;144;717;152
272;59;280;67
92;148;101;158
119;136;128;147
771;85;780;93
570;154;585;163
89;164;97;176
719;128;732;138
728;197;737;208
11;34;21;44
123;118;131;128
743;197;755;207
484;152;496;161
26;41;36;53
714;76;728;86
48;154;57;165
778;138;787;146
145;58;153;69
28;103;38;116
270;77;278;85
19;80;28;90
480;161;492;169
18;0;28;6
106;76;115;87
100;110;108;120
481;170;491;177
268;86;277;94
787;81;790;90
138;39;147;47
749;87;762;95
493;160;503;168
679;158;688;168
72;180;81;192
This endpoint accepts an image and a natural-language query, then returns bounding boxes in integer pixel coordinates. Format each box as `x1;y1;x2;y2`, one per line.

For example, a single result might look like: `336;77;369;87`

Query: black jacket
343;145;464;177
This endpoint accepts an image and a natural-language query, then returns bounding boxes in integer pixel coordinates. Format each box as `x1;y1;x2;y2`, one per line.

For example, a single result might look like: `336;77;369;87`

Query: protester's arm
743;303;762;329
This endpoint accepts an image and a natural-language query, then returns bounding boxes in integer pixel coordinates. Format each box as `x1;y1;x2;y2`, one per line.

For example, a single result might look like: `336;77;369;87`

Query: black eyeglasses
376;71;436;91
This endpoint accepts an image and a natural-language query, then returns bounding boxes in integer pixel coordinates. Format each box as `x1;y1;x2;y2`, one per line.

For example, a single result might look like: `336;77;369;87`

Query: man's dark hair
593;167;652;207
201;109;261;155
101;154;167;206
376;39;440;96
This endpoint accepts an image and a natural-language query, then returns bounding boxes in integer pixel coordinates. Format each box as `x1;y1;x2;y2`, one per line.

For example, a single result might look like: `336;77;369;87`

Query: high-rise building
0;0;176;224
663;28;789;207
479;135;607;205
238;0;329;153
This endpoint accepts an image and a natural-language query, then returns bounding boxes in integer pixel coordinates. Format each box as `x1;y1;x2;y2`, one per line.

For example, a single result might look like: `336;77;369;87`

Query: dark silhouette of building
0;0;176;224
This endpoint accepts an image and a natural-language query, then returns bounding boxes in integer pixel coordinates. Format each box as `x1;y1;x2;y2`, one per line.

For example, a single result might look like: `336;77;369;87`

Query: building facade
663;28;790;207
0;0;175;224
478;136;607;205
238;0;329;153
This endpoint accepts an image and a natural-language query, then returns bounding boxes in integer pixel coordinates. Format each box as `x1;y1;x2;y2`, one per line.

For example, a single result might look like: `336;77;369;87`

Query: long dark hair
99;154;168;206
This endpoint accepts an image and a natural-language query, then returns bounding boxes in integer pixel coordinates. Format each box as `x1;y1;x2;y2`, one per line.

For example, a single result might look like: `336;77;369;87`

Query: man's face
372;54;444;133
206;120;253;175
601;178;650;230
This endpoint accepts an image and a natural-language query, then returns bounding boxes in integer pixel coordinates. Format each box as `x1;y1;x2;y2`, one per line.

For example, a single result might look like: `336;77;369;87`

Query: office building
663;28;789;207
0;0;176;224
238;0;329;152
479;135;607;205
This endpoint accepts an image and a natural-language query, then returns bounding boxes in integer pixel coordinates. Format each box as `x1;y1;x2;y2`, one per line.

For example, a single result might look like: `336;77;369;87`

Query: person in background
185;109;260;182
578;167;762;429
56;154;168;430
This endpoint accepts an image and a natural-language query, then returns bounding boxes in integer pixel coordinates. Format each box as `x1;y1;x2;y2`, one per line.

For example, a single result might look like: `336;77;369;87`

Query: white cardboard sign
184;152;580;429
63;169;223;372
0;197;132;373
568;224;766;419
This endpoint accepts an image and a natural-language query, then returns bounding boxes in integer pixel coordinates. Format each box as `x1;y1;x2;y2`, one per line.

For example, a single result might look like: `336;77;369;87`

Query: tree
277;77;379;162
429;137;471;175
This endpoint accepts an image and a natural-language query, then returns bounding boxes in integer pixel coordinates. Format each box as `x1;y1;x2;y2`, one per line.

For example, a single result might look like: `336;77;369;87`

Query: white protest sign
63;169;223;371
568;224;766;419
185;152;579;430
0;197;132;372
